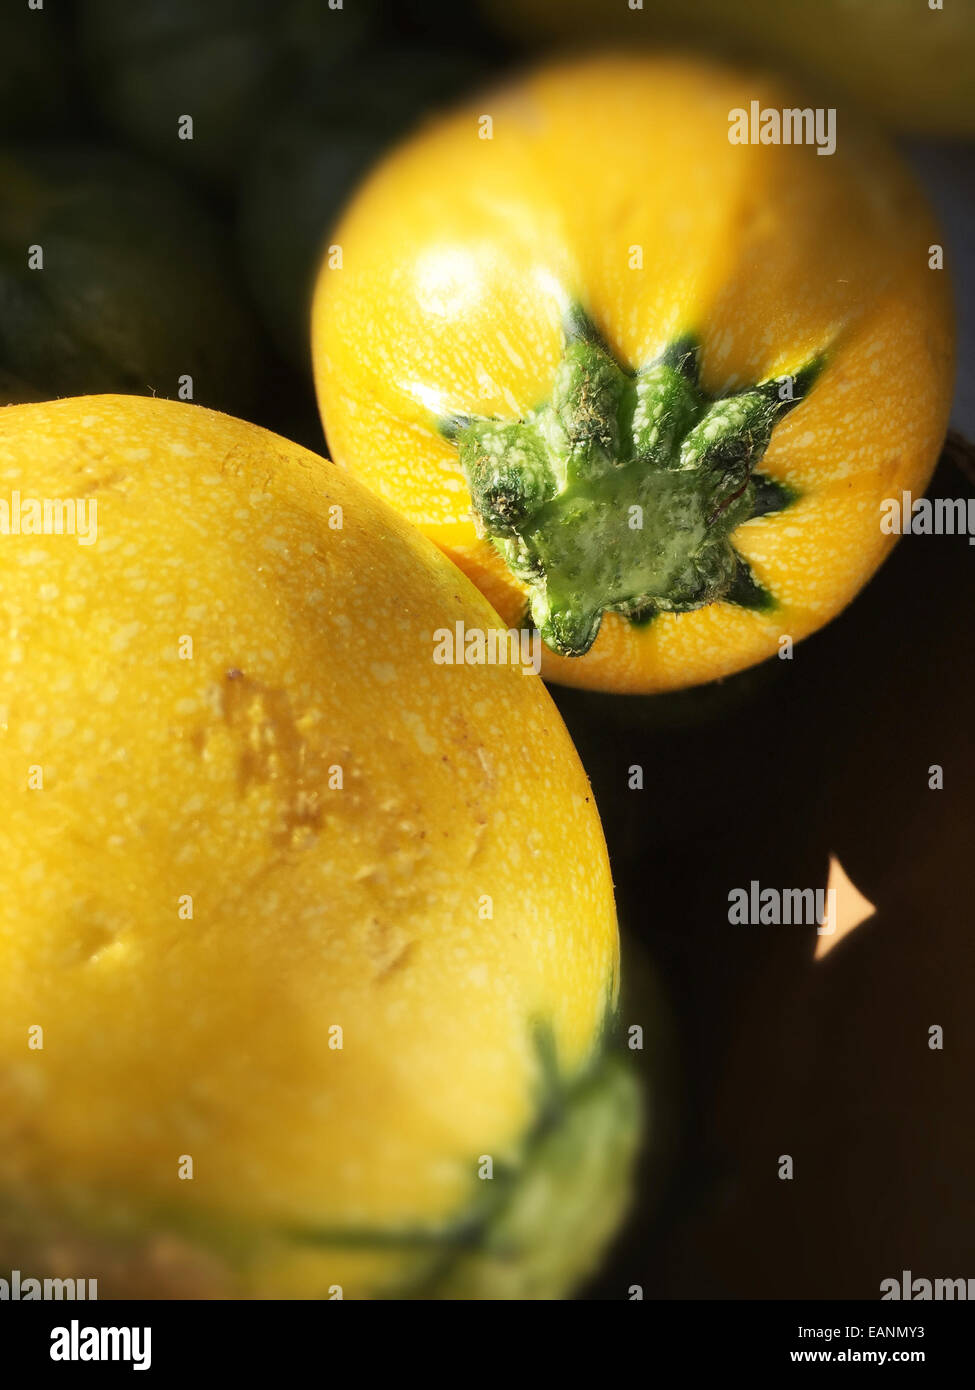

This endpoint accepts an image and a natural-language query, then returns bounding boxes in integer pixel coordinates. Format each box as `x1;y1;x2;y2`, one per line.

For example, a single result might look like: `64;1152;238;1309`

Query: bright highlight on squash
313;54;954;693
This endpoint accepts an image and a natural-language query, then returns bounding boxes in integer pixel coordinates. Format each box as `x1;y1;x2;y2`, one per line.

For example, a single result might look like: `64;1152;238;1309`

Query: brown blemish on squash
191;669;331;850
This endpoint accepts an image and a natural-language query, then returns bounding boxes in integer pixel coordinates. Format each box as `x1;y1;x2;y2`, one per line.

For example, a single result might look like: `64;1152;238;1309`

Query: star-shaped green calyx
441;307;822;657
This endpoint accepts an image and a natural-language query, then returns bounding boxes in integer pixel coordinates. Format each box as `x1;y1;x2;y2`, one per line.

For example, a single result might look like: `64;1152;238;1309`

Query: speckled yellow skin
313;54;954;694
0;396;618;1298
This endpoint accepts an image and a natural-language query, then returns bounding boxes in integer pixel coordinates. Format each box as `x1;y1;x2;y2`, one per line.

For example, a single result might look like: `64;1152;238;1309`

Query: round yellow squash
0;395;632;1299
312;53;954;693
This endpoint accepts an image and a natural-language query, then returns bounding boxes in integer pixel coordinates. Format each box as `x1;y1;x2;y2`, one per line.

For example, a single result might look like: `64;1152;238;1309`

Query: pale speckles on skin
259;533;291;556
464;819;489;870
525;829;546;858
400;710;438;756
13;548;49;567
108;621;143;652
474;747;494;781
495;330;527;373
313;55;952;699
0;394;617;1234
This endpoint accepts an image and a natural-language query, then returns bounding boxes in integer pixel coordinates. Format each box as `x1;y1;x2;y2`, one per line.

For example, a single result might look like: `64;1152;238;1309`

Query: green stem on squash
442;308;822;657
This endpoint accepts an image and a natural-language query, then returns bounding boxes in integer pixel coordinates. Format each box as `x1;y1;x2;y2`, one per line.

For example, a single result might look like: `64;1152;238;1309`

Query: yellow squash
0;396;634;1299
313;54;954;693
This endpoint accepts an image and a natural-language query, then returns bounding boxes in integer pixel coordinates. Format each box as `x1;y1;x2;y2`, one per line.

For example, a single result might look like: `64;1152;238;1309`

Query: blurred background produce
0;1;74;134
482;0;975;137
1;0;972;1297
79;0;375;191
0;145;264;412
238;46;488;369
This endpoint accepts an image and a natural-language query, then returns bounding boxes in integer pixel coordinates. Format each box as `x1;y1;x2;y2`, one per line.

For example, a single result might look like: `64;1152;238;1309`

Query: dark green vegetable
80;0;374;190
0;146;265;412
